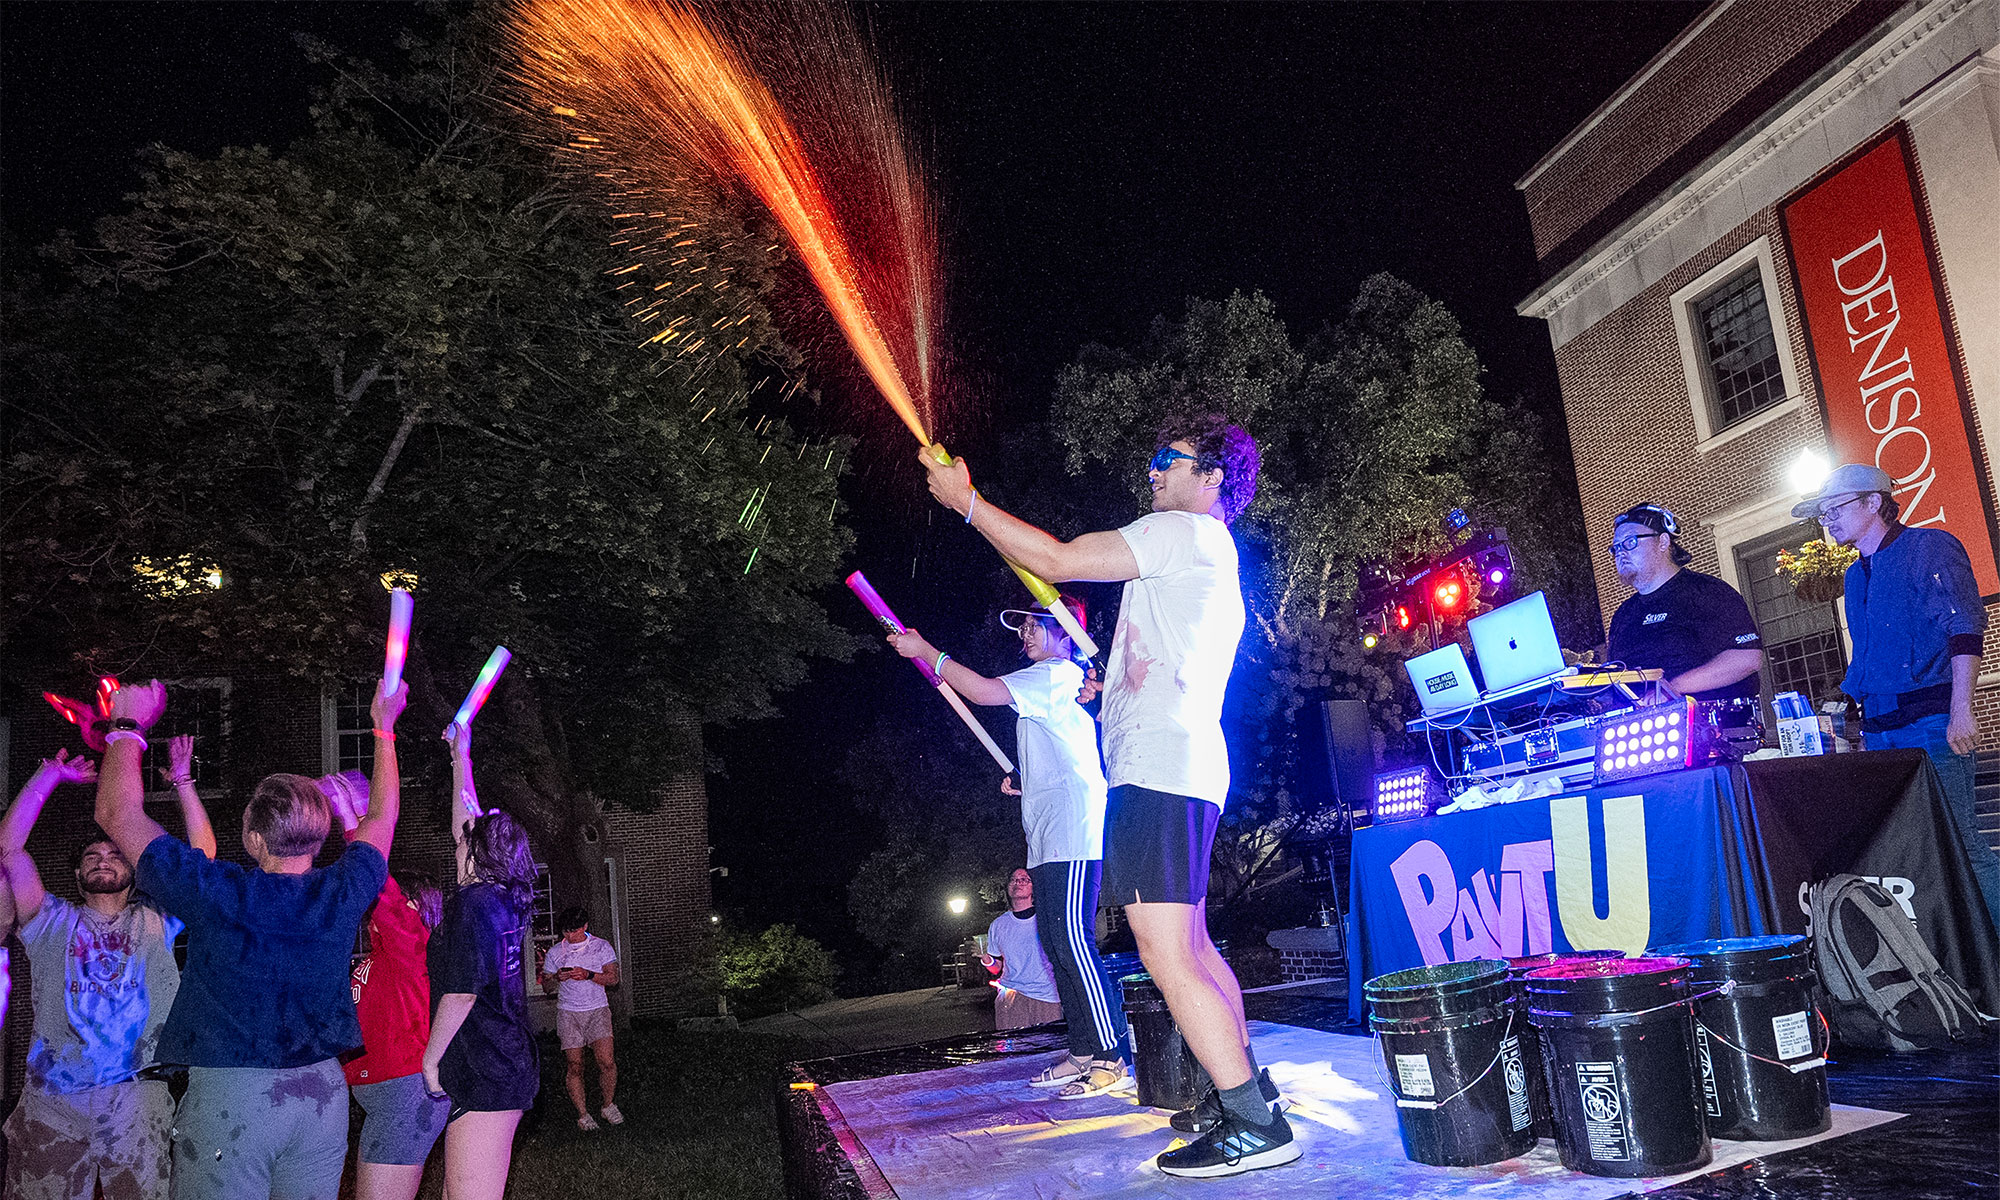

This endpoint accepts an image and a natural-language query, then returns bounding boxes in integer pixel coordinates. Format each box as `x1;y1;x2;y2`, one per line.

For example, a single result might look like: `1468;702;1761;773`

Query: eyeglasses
1816;495;1865;526
1605;533;1663;558
1150;447;1198;473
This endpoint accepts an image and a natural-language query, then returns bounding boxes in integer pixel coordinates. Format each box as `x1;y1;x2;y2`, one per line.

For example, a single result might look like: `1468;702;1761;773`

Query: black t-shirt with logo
1607;569;1764;703
429;882;540;1112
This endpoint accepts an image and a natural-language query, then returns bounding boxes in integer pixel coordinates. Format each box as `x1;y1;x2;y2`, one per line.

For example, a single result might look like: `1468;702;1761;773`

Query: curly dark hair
464;809;537;918
1159;413;1260;524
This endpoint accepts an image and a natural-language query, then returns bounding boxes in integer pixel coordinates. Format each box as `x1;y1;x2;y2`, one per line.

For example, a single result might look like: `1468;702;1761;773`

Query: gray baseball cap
1791;462;1894;518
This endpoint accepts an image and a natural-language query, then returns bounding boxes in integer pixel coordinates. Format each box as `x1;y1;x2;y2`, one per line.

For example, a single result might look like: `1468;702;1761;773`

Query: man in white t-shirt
978;868;1062;1029
888;595;1129;1098
539;907;622;1130
918;415;1296;1179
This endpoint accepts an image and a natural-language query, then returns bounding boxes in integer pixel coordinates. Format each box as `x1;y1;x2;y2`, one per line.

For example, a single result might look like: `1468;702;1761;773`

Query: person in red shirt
323;771;447;1200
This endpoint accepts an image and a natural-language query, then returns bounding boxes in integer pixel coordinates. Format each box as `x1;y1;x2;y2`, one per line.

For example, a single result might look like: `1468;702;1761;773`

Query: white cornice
1518;0;1984;337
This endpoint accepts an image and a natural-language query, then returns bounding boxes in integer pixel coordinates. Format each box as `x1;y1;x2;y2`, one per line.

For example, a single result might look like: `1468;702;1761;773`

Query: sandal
1029;1053;1090;1089
1055;1059;1130;1101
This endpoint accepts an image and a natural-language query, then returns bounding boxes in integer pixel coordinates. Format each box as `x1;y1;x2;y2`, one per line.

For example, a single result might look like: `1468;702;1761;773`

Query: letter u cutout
1549;794;1651;955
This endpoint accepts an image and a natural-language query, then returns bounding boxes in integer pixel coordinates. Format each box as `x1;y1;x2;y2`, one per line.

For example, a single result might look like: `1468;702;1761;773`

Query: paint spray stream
507;1;1095;657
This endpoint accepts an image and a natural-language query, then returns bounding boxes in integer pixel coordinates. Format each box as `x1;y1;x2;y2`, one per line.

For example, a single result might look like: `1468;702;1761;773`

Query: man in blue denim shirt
1796;462;1998;932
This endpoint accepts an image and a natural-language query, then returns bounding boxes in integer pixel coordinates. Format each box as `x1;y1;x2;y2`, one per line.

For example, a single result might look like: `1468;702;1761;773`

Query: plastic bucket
1365;960;1536;1167
1506;950;1623;1140
1120;973;1208;1111
1525;956;1711;1178
1651;935;1830;1140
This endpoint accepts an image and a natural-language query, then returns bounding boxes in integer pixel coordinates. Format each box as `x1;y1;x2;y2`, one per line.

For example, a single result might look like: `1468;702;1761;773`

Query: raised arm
443;722;482;883
94;681;171;869
157;735;217;859
353;680;406;861
917;450;1140;584
0;752;95;919
884;629;1014;706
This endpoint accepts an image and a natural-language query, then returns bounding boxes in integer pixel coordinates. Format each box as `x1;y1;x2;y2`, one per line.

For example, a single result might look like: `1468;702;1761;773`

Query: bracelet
372;729;396;742
92;717;143;734
104;729;149;750
965;488;978;524
169;775;194;788
934;651;951;673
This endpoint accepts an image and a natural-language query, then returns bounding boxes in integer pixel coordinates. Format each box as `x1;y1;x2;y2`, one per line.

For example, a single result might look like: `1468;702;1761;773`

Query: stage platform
776;993;1997;1200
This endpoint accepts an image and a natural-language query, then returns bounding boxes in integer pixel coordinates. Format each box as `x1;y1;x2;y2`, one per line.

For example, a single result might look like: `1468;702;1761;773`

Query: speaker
1320;699;1374;824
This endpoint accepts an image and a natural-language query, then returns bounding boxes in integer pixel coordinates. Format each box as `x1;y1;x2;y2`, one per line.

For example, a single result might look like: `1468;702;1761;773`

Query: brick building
1;671;712;1103
1516;0;2000;749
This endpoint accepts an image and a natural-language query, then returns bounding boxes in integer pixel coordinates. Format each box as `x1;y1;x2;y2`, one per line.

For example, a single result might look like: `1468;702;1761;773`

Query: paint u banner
1780;126;1998;596
1344;756;2000;1017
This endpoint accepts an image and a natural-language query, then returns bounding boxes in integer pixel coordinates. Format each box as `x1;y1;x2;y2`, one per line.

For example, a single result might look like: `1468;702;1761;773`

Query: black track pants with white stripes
1028;859;1130;1061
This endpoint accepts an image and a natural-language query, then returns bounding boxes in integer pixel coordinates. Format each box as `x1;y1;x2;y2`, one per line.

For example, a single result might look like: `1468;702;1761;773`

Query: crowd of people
0;680;618;1200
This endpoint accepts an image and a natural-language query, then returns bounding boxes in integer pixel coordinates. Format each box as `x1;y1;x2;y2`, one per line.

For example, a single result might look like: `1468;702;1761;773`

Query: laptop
1404;643;1480;716
1468;591;1569;694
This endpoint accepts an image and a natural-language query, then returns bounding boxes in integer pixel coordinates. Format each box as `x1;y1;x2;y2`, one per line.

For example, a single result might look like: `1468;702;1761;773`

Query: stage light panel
1371;765;1446;824
1593;697;1710;784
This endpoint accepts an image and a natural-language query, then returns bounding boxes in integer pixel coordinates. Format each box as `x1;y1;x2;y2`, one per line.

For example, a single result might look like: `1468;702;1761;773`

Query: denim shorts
352;1072;450;1166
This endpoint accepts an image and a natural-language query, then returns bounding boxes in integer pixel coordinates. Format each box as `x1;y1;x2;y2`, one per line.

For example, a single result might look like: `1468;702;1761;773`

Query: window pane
1734;522;1849;715
1696;268;1786;428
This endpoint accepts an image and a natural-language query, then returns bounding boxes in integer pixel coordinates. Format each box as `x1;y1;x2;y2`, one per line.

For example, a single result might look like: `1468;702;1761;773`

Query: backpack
1808;874;1992;1051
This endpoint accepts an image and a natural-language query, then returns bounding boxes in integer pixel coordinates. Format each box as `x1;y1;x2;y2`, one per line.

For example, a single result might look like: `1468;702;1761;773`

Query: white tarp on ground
824;1021;1901;1200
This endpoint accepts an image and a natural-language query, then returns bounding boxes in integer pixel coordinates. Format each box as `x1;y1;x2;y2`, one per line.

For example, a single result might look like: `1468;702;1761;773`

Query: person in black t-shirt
422;724;539;1200
1604;504;1766;703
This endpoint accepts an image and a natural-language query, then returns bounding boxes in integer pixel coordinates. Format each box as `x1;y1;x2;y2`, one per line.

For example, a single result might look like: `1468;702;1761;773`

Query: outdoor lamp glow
1788;449;1831;497
947;896;969;915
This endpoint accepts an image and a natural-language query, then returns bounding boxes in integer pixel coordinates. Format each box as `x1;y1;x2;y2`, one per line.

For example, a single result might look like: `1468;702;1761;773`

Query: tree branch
350;394;428;552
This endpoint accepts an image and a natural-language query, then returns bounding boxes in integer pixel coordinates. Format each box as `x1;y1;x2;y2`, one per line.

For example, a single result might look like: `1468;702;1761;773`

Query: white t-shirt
1001;658;1107;867
542;934;617;1012
1101;510;1245;807
984;909;1059;1003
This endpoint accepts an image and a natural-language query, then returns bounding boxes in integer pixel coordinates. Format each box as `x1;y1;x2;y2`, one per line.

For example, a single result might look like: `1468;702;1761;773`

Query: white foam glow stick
382;589;413;693
452;646;513;729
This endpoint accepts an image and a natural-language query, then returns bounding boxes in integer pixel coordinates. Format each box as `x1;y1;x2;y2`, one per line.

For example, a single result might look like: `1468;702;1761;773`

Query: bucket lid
1525;955;1688;982
1524;955;1692;1015
1506;949;1622;976
1648;934;1808;963
1364;959;1509;1001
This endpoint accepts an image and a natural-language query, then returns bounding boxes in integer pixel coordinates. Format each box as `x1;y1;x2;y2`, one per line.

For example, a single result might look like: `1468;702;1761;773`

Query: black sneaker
1156;1105;1300;1178
1169;1068;1278;1134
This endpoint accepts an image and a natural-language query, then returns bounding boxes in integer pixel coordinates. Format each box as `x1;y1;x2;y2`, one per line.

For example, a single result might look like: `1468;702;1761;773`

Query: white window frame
320;684;376;777
1671;235;1807;452
1703;490;1852;662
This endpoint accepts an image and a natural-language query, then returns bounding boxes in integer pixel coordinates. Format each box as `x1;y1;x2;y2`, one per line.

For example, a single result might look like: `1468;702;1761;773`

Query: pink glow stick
382;589;413;694
845;572;1015;773
452;646;513;729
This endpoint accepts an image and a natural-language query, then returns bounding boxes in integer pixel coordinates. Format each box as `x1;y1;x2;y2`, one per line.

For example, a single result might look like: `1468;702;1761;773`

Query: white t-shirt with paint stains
1101;510;1244;808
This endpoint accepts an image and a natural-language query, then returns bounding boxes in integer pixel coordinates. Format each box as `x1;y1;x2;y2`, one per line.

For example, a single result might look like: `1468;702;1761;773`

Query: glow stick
382;589;413;694
925;445;1099;659
844;571;1016;773
452;647;513;730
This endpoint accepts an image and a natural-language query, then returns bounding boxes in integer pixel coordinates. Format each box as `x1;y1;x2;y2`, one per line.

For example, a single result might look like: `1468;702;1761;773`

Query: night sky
2;2;1702;955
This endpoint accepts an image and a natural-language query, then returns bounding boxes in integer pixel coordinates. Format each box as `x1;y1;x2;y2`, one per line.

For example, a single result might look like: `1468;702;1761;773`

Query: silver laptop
1468;591;1568;694
1405;643;1480;715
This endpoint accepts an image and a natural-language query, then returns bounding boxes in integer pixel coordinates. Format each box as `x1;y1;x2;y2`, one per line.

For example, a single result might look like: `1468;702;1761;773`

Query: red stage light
1395;605;1412;630
1434;577;1464;610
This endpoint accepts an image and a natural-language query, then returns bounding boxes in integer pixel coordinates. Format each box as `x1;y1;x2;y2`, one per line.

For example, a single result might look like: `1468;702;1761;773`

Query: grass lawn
392;1021;837;1199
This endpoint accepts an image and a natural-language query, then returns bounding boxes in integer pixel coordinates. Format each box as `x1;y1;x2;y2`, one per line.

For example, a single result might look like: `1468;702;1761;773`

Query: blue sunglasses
1150;447;1200;473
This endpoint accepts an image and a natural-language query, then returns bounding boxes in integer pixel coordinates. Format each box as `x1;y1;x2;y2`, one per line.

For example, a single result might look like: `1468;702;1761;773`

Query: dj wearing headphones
1604;504;1766;702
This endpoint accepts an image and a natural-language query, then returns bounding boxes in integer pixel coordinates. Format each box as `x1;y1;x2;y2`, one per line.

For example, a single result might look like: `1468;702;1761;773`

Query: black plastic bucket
1651;935;1830;1141
1506;950;1623;1140
1525;956;1711;1178
1120;972;1208;1111
1365;960;1536;1167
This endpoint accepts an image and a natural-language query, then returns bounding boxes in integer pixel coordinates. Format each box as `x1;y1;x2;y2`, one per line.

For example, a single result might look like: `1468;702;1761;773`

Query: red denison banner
1781;127;1998;597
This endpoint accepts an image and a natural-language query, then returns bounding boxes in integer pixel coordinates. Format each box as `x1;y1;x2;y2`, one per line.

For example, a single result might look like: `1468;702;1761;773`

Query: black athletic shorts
1102;784;1220;906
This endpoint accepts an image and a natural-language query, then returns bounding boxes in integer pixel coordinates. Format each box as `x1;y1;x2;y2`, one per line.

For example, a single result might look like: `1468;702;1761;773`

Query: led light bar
1592;697;1707;784
1372;765;1446;824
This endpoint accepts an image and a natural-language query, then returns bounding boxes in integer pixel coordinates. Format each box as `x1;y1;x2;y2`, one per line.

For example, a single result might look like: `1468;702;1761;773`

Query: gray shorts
4;1078;172;1200
171;1059;348;1200
352;1073;450;1166
557;1005;614;1050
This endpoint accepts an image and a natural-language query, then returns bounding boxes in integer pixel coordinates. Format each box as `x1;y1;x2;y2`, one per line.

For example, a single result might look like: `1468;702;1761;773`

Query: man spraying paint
917;414;1296;1179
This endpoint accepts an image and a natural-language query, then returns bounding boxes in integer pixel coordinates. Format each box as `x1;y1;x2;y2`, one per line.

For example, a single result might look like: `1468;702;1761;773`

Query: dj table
1345;749;2000;1016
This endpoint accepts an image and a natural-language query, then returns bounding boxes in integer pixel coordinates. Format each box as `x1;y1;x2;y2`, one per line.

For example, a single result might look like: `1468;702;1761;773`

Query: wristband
169;775;194;788
934;651;951;673
104;729;148;750
372;729;396;742
93;717;144;734
965;489;978;524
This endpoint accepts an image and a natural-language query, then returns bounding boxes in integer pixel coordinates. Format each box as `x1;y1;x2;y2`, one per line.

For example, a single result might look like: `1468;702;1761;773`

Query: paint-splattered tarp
823;1022;1900;1200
